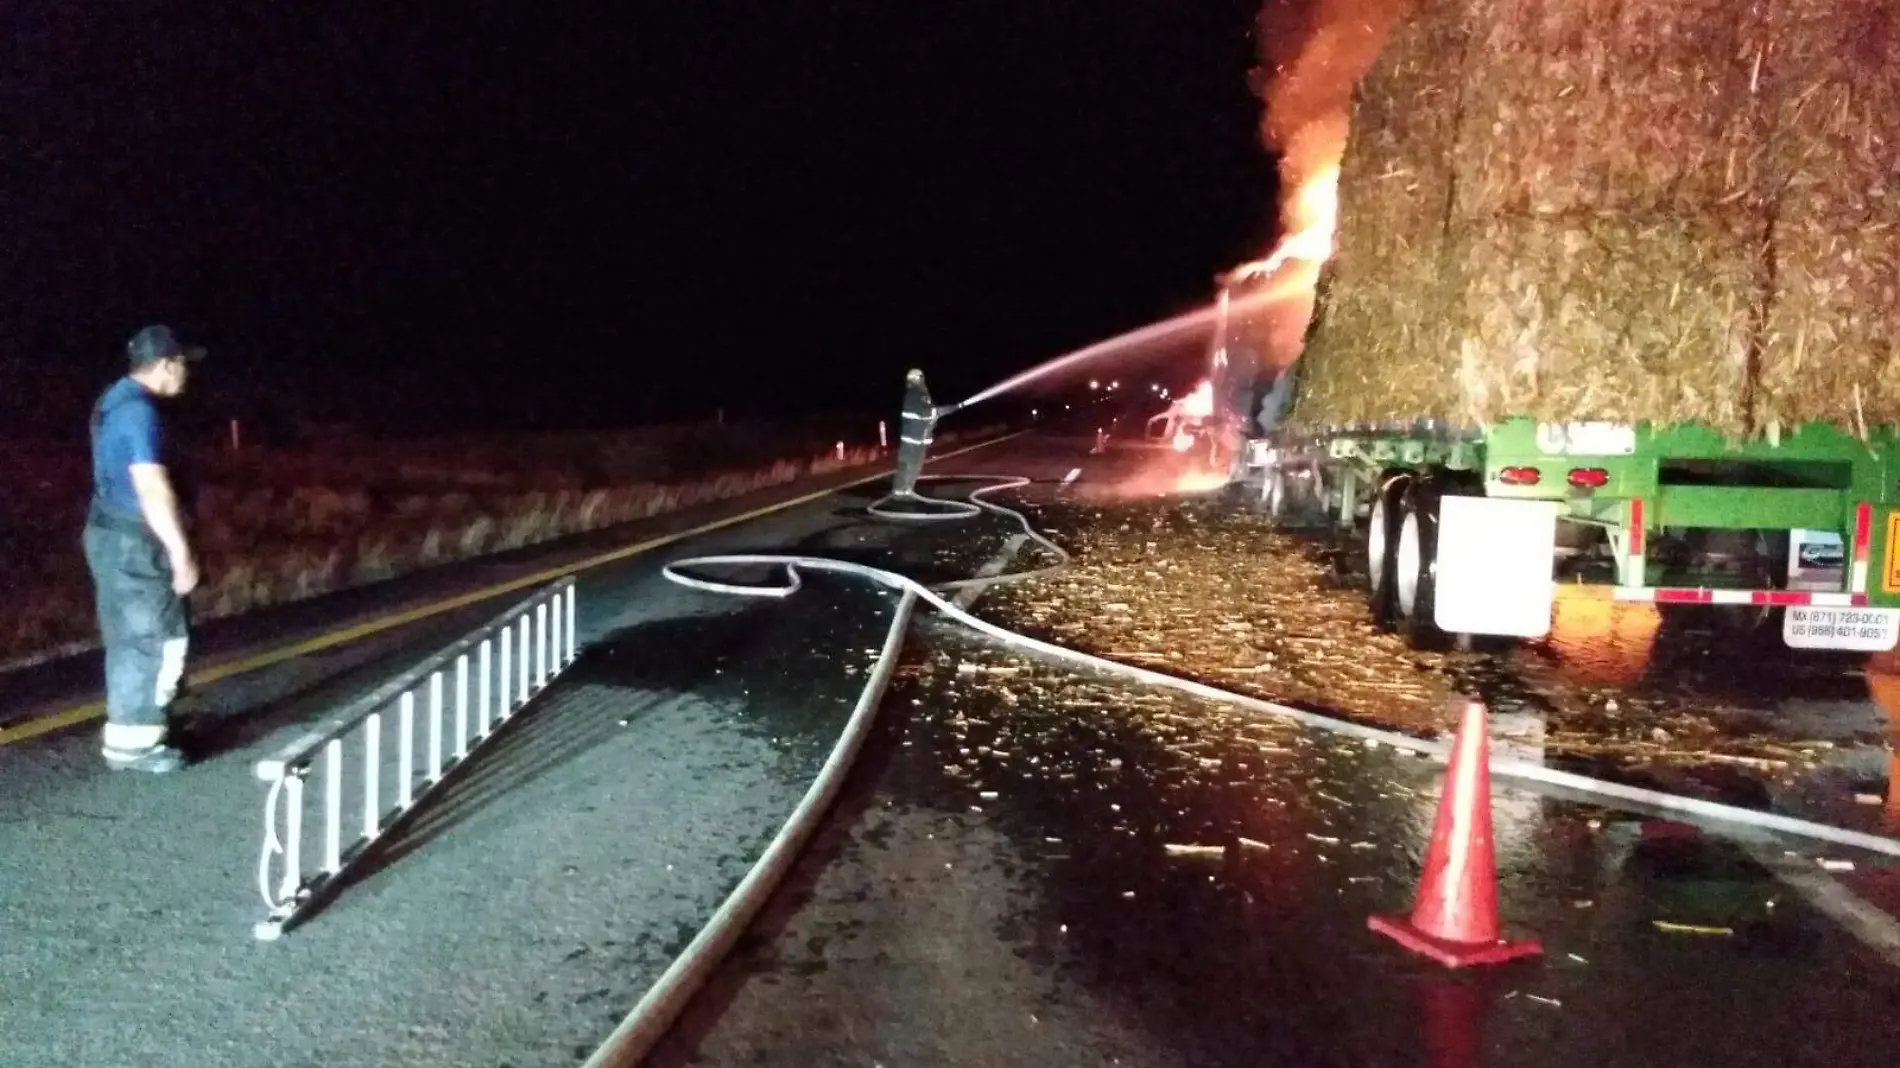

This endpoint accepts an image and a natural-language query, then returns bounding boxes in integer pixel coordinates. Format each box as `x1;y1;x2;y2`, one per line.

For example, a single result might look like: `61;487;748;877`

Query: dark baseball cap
127;325;206;367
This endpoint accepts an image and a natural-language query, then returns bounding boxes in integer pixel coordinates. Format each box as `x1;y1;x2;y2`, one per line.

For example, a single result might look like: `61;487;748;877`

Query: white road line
953;533;1031;610
1745;843;1900;967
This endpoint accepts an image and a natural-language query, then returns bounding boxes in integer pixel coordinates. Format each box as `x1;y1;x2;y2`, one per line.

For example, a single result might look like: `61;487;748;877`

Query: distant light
1150;383;1161;393
1089;379;1100;390
1031;408;1038;418
1110;380;1120;390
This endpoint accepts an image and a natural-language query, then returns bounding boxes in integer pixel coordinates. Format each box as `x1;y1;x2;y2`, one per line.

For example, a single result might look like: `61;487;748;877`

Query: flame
1174;469;1232;494
1229;163;1342;284
1182;380;1215;419
1214;161;1343;374
1222;0;1408;369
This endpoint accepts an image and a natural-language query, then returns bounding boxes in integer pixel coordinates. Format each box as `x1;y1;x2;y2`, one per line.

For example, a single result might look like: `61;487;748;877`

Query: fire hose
584;470;1900;1068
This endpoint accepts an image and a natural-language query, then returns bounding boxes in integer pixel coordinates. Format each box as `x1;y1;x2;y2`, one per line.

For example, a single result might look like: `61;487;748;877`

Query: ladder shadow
292;602;784;922
178;606;492;764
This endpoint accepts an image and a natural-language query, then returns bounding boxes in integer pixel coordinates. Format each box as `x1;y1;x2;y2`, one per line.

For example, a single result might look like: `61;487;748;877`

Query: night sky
4;2;1276;440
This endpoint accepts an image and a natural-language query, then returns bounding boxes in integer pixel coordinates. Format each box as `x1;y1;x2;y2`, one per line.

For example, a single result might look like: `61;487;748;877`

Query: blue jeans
82;508;189;731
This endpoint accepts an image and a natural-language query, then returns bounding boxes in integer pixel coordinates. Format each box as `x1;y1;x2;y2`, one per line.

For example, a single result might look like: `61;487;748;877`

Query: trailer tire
1396;473;1478;651
1366;473;1410;627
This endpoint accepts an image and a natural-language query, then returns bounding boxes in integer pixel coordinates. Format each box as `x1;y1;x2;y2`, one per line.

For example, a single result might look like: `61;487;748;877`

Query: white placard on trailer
1433;496;1559;638
1783;606;1900;652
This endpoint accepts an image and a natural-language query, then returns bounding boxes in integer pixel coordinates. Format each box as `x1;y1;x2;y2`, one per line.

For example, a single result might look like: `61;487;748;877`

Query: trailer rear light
1566;467;1609;488
1498;466;1541;486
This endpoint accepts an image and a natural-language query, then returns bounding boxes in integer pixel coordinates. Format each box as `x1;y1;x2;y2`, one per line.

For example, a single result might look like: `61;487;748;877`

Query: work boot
103;743;187;774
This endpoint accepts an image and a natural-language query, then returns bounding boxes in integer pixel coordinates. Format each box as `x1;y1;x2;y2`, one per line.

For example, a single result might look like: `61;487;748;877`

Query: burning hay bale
1290;0;1900;436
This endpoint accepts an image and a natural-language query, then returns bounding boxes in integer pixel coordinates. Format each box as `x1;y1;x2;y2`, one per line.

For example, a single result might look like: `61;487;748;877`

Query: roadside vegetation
0;419;965;668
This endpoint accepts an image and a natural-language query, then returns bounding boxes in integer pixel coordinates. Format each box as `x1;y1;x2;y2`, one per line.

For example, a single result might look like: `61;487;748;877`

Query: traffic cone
1368;701;1543;967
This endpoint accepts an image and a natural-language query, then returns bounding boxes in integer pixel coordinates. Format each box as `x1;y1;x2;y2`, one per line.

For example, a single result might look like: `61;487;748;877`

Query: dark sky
2;1;1276;438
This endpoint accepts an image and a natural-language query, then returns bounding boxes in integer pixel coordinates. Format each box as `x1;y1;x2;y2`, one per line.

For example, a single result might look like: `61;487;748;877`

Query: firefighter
892;368;937;498
83;325;205;772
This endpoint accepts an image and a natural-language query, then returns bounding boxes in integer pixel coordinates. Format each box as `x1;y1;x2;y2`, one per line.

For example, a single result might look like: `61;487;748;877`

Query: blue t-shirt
91;377;164;518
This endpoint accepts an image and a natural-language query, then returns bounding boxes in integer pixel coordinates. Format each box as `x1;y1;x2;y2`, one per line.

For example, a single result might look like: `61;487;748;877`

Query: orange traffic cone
1369;701;1543;967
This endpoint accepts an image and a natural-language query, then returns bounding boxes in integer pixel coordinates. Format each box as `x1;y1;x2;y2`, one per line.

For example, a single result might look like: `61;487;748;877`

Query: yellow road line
0;432;1025;747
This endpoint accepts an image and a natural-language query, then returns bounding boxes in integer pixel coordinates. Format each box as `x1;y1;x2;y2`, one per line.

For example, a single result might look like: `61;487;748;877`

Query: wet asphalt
676;634;1900;1056
6;433;1900;1067
662;439;1900;1068
669;626;1900;1068
0;449;1024;1068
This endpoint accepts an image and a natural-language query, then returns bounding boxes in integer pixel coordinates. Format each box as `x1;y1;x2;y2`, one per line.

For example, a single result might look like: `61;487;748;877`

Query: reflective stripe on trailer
1606;587;1868;607
1626;497;1646;574
1851;502;1873;594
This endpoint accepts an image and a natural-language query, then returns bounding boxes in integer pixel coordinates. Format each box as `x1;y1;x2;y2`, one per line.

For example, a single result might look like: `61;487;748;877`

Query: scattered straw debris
977;499;1845;772
1653;920;1735;937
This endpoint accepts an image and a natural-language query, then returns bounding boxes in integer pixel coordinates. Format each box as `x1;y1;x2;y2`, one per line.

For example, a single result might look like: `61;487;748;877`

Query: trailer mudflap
1434;497;1558;638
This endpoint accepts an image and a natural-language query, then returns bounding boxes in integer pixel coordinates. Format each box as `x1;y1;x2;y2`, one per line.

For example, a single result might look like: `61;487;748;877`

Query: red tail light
1498;466;1541;486
1567;467;1609;488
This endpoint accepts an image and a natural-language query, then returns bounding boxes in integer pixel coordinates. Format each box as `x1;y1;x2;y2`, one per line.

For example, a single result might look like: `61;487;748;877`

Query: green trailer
1232;415;1899;651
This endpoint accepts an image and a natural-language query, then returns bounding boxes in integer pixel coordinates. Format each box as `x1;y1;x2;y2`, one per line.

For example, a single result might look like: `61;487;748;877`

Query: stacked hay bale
1757;0;1900;430
1290;0;1899;436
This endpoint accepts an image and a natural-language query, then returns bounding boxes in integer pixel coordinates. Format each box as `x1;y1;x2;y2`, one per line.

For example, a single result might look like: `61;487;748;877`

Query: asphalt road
7;429;1900;1068
0;439;1043;1068
652;436;1900;1068
667;630;1900;1068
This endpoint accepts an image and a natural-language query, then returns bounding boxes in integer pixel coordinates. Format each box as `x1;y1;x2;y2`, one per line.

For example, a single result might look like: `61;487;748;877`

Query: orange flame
1227;0;1407;365
1230;163;1342;284
1182;379;1215;419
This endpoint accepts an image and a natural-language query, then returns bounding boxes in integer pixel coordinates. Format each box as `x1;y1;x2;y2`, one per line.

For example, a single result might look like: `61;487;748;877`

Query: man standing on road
84;325;205;773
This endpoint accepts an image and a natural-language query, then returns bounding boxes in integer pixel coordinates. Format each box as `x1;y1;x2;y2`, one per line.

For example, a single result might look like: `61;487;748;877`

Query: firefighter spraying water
869;369;978;521
872;260;1320;521
890;369;939;499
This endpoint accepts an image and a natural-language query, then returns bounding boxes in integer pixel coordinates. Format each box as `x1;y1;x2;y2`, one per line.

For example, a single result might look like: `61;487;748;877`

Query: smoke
1242;0;1412;366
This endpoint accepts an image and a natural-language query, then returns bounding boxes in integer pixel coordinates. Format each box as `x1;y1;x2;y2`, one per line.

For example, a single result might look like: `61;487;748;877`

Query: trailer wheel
1366;473;1410;626
1396;505;1425;620
1396;473;1477;651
